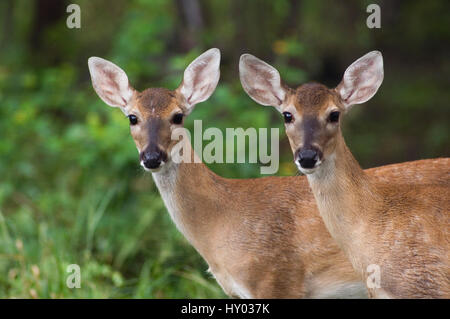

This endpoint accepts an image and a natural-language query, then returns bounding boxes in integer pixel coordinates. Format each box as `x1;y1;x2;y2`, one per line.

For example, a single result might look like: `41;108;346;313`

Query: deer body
240;51;450;298
149;137;364;298
89;49;449;298
150;135;449;298
308;140;449;298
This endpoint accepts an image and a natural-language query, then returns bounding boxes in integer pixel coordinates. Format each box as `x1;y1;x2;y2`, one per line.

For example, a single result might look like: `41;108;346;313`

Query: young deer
88;49;449;298
240;51;450;298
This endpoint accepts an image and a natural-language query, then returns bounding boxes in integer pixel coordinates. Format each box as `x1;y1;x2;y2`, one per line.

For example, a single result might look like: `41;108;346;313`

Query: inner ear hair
336;50;384;109
88;56;134;110
177;48;221;108
239;54;287;110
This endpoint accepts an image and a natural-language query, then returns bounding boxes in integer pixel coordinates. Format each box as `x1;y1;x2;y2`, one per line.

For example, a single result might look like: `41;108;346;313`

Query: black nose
298;149;318;169
142;151;163;169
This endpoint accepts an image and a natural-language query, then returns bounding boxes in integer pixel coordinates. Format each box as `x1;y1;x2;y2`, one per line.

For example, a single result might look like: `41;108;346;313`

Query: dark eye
283;112;293;123
171;113;184;125
328;111;340;123
128;114;138;125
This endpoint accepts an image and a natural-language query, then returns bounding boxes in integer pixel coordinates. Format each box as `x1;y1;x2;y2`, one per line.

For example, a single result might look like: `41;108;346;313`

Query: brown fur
137;88;176;113
295;83;331;108
281;82;450;298
122;86;449;298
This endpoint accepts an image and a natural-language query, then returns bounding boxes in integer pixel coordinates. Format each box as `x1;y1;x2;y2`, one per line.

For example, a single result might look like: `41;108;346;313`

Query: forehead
292;82;338;114
135;88;177;116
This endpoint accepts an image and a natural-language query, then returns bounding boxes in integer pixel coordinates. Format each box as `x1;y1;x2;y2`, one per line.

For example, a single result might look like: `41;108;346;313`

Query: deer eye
128;114;138;125
283;112;293;123
328;111;340;123
171;113;184;125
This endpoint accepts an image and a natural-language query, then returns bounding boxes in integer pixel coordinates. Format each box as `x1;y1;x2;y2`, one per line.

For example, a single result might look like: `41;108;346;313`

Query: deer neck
306;136;381;271
150;137;221;254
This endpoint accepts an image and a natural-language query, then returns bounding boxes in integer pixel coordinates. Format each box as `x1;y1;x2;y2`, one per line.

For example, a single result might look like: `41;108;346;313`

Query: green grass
0;173;227;298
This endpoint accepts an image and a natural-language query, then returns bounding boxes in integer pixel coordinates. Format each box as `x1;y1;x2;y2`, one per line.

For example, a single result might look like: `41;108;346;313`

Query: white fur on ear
239;54;286;110
88;57;133;109
336;51;384;109
178;48;221;109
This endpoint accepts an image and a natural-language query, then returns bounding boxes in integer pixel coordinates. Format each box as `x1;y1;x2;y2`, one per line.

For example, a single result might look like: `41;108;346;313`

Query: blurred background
0;0;448;298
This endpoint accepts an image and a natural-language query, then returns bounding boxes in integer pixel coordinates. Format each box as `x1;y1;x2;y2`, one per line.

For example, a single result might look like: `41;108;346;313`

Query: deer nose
298;148;319;169
142;151;164;169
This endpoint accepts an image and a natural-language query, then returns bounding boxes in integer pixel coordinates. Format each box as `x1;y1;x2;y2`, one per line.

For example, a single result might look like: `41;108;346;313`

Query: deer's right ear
176;48;221;111
88;57;134;110
335;51;384;110
239;54;287;111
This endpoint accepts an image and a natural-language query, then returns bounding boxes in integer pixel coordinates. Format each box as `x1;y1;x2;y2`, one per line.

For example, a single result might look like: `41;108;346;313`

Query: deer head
88;48;221;171
239;51;384;174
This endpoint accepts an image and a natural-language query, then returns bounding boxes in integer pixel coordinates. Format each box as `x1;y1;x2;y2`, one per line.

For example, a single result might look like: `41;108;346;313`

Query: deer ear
177;48;221;110
239;54;287;111
336;51;384;110
88;57;134;110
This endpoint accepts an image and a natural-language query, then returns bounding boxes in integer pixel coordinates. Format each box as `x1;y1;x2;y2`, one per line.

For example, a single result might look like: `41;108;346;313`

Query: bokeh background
0;0;448;298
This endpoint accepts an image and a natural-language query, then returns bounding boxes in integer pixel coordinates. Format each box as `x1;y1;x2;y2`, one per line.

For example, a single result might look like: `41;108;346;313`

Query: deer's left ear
336;51;384;110
88;57;134;112
176;48;221;111
239;54;287;111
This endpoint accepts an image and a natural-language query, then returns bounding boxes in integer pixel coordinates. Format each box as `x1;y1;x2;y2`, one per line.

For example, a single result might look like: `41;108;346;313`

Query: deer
88;48;450;298
239;51;450;298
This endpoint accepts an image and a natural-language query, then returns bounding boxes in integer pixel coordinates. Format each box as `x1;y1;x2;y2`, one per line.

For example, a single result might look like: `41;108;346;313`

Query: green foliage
0;0;448;298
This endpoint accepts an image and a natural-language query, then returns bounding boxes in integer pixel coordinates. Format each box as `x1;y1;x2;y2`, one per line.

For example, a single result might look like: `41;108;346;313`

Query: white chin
140;161;165;173
298;167;317;175
295;161;322;175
